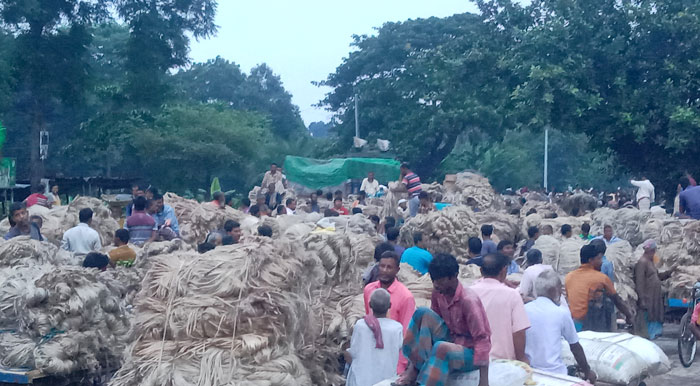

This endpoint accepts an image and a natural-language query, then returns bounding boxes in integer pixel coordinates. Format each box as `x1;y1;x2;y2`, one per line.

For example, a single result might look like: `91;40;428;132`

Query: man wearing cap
397;199;409;219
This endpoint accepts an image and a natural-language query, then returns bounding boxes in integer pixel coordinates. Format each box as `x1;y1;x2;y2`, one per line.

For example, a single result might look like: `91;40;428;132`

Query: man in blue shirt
151;193;180;238
497;240;520;275
480;224;498;256
400;232;433;274
590;239;614;282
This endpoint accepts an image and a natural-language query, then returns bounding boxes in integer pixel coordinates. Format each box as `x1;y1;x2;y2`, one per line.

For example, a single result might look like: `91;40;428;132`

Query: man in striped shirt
396;163;422;217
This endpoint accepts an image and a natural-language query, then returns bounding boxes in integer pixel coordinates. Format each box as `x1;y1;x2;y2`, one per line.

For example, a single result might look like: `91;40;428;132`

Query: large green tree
318;13;513;177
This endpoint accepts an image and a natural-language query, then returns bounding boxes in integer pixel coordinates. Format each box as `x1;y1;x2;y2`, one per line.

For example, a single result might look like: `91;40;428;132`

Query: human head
276;205;286;216
413;232;425;248
79;208;93;224
468;237;482;256
83;252;109;271
580;244;602;269
496;240;515;258
310;192;318;202
146;199;157;214
270;163;278;173
642;239;657;256
258;205;270;217
369;215;380;227
145;186;158;200
240;198;251;209
386;227;400;243
481;253;509;280
374;242;395;262
286;198;296;211
133;196;148;212
419;191;430;203
400;163;411;176
385;217;396;229
680;176;691;190
316;189;323;197
369;288;391;316
256;195;265;206
33;184;45;194
325;192;333;201
51;185;59;194
377;251;401;286
258;225;273;237
535;269;562;304
224;220;241;242
131;184;139;196
352;207;363;215
8;202;27;227
358;190;367;200
603;225;613;240
324;208;339;217
541;225;554;235
249;205;260;217
398;199;407;209
114;229;130;246
481;224;493;238
561;224;572;238
527;226;539;239
589;238;607;257
581;223;591;235
428;253;460;296
30;215;43;229
213;191;225;204
333;197;343;209
368;171;375;181
526;248;543;265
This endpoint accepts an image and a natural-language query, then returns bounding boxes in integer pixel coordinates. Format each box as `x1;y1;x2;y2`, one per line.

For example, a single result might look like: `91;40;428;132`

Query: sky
189;0;478;126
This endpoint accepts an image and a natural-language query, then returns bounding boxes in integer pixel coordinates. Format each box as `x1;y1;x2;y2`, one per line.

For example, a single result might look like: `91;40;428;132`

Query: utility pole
354;88;359;138
544;126;549;191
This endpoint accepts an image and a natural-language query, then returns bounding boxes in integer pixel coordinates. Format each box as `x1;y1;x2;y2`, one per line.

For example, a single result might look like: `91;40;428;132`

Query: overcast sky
189;0;478;126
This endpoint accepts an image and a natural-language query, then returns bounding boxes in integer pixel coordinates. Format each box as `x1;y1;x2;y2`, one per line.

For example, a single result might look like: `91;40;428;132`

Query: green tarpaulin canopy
283;156;400;189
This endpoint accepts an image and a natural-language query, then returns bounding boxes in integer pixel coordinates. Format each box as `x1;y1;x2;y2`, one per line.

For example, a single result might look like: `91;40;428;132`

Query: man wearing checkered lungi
393;253;491;386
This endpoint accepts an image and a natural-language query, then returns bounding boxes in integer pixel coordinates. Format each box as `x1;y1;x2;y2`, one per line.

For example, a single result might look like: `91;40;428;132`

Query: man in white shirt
346;288;403;386
519;249;554;302
525;269;596;384
630;177;654;210
285;198;296;215
360;172;380;197
61;208;102;255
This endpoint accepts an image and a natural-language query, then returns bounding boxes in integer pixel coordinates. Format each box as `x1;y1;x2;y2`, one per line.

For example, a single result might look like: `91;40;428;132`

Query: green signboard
283;156;400;189
0;158;16;188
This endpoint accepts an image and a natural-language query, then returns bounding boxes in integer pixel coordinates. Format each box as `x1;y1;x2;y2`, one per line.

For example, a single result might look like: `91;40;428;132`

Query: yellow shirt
109;245;136;267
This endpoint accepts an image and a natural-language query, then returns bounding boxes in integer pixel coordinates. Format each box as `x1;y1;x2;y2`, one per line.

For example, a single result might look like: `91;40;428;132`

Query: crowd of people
5;164;700;385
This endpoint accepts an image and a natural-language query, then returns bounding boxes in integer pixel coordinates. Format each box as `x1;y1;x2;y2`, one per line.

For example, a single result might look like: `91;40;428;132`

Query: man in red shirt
331;197;349;215
395;253;491;386
364;251;416;373
25;184;51;208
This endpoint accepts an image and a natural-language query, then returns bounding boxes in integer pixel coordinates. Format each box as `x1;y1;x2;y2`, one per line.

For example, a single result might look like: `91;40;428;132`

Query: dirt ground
601;323;700;386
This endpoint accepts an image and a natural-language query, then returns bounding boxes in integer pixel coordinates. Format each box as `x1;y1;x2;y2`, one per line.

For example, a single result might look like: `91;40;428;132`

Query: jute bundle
474;211;522;243
397;263;432;308
399;206;479;261
0;237;80;267
591;208;651;247
559;193;598;215
164;193;245;244
557;238;585;275
521;214;591;241
520;200;561;218
666;265;700;300
532;235;561;268
0;265;49;328
0;266;130;375
319;214;377;236
303;232;376;287
605;241;638;304
682;221;700;258
111;238;321;386
380;181;404;220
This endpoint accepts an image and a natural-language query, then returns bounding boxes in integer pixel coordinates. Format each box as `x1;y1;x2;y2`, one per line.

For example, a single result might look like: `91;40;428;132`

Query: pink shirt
364;279;416;373
431;282;492;366
471;278;531;360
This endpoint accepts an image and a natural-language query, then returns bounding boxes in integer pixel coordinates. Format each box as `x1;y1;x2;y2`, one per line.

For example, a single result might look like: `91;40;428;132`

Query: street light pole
544;126;549;192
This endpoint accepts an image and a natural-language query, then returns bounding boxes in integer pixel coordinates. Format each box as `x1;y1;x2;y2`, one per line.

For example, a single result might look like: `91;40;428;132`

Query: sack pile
559;193;598;215
557;238;586;275
605;241;638;304
474;212;522;243
591;208;651;247
532;235;561;268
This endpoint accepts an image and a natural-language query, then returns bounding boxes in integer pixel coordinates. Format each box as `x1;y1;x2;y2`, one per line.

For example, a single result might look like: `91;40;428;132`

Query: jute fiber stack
399;206;480;261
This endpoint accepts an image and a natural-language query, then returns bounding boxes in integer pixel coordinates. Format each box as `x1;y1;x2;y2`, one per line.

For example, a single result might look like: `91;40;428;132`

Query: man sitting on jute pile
393;253;491;386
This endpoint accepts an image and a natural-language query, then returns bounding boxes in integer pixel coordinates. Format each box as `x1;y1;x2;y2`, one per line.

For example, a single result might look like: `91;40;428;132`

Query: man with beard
363;251;416;373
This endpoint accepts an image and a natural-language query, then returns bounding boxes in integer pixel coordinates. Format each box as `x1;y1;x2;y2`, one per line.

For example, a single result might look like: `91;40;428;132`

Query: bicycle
678;281;700;368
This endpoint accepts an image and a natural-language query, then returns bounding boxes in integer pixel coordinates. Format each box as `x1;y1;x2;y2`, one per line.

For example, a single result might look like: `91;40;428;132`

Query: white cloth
631;179;655;203
638;197;651;210
524;297;579;374
518;264;554;299
61;223;102;255
346;318;403;386
285;207;295;215
360;178;380;196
